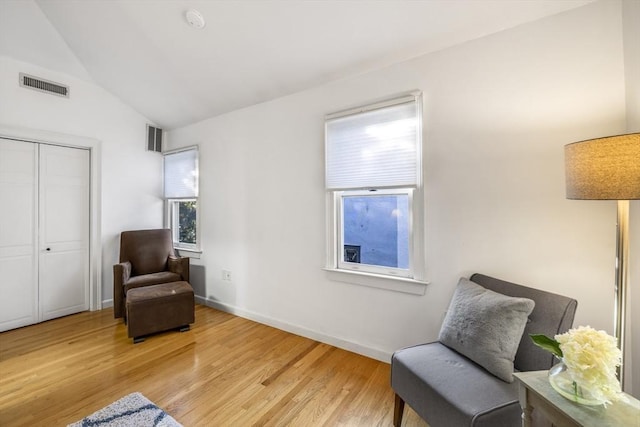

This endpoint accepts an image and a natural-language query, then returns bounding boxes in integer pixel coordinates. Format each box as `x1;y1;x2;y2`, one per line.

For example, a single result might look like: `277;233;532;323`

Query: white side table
513;371;640;427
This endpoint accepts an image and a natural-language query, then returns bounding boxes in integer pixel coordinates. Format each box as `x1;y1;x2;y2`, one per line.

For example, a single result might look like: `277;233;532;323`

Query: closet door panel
39;252;87;318
39;144;90;321
0;139;38;332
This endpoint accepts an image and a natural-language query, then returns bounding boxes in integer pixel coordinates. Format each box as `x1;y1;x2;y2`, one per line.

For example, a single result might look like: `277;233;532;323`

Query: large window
164;147;199;251
325;93;424;281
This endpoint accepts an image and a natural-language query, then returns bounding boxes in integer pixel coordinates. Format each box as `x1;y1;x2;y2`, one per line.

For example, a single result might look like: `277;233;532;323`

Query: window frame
166;198;199;251
324;92;426;290
163;146;201;253
336;188;414;278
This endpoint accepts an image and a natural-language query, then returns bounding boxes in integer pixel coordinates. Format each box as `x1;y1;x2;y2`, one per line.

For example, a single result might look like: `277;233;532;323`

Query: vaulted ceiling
1;0;593;129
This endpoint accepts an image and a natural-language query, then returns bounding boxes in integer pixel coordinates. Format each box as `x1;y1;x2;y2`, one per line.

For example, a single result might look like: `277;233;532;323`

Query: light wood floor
0;305;428;426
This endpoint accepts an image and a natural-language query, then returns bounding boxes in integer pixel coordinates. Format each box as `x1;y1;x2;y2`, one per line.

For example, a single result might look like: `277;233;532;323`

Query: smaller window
163;147;199;251
168;199;198;250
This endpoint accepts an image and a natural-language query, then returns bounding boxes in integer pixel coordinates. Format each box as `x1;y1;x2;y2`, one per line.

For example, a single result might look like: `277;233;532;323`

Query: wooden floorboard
0;305;428;426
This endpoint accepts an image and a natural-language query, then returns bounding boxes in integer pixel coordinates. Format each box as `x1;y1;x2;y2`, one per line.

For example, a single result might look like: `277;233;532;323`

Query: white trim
162;145;199;156
202;297;393;363
176;248;202;259
0;124;102;312
323;268;428;295
326;90;420;120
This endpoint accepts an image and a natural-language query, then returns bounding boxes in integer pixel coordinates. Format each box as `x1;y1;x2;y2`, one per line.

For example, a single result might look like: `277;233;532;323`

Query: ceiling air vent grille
19;73;69;98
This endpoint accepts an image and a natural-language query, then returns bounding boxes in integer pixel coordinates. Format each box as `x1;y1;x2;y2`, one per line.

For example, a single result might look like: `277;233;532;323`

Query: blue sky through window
343;194;409;269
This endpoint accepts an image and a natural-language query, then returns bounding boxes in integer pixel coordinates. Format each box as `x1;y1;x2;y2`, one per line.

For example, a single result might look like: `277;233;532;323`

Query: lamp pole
614;200;629;386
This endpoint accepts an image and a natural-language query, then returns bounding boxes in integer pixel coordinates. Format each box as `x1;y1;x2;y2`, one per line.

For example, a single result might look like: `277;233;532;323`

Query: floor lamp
564;133;640;387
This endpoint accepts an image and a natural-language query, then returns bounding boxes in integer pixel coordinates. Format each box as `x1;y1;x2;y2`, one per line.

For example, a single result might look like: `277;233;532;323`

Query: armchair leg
394;393;405;427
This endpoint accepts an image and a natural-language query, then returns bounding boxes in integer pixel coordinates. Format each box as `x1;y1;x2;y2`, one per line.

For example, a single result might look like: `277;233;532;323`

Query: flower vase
548;361;606;406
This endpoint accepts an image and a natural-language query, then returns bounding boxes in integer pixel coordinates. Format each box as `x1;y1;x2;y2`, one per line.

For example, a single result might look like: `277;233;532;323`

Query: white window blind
164;148;198;198
325;96;420;190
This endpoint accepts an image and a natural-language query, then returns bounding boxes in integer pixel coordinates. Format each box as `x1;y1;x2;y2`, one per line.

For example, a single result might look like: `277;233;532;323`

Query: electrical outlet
222;270;232;281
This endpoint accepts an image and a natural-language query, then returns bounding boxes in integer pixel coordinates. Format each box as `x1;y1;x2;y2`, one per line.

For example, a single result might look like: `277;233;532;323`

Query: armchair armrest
113;261;131;318
168;256;190;283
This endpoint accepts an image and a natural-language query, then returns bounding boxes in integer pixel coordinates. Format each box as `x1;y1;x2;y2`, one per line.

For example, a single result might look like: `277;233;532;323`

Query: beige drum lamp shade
565;133;640;200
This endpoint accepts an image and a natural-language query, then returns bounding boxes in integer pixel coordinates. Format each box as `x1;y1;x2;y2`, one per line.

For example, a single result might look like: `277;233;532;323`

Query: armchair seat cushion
124;271;182;292
391;342;520;427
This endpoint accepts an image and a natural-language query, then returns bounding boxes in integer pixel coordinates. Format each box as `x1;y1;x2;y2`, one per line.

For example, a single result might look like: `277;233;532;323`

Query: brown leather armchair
113;229;190;319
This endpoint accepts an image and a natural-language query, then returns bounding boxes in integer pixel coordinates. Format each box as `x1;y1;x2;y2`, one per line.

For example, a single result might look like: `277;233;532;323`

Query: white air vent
19;73;69;98
147;124;163;153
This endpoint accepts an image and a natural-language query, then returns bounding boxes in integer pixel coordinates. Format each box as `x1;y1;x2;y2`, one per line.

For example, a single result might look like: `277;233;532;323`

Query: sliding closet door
39;144;90;321
0;138;38;332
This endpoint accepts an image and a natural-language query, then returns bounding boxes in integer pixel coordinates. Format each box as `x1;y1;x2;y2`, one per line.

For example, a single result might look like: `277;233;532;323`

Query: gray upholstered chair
391;273;577;427
113;229;190;319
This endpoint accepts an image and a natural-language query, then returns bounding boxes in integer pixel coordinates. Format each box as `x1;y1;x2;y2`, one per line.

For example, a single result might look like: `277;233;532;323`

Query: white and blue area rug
68;392;182;427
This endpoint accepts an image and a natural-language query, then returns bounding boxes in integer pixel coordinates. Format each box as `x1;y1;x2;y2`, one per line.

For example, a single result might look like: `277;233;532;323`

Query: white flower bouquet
531;326;625;405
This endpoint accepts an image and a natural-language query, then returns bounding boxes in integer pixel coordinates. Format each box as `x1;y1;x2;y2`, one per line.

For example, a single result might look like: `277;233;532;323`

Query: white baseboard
103;295;389;363
199;296;392;364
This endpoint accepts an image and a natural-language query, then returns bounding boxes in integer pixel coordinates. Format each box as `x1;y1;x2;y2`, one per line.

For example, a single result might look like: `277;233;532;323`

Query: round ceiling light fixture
185;9;206;29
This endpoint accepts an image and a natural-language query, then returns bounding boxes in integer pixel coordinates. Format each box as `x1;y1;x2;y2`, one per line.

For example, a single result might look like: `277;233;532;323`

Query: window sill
176;248;202;259
323;268;428;295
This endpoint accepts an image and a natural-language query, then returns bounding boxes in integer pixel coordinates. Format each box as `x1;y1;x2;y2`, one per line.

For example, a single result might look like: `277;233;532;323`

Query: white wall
168;0;633;377
0;56;163;302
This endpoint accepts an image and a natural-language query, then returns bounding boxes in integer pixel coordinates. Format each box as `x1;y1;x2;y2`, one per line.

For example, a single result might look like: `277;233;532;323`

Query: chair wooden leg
394;393;405;427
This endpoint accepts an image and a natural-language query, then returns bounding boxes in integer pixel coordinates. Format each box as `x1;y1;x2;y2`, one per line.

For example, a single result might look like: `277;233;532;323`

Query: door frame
0;125;102;311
